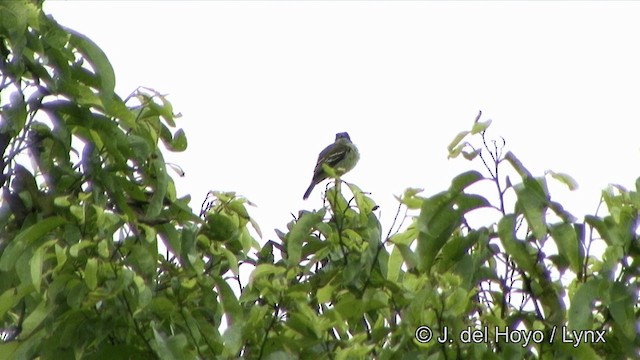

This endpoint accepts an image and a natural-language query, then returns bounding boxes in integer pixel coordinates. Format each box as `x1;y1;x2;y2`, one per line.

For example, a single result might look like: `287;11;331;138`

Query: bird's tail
303;183;316;200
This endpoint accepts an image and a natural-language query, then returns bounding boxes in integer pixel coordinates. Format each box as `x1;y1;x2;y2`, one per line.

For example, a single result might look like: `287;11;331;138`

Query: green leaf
416;173;486;273
450;170;484;192
447;130;469;152
146;157;169;218
167;129;187;152
287;210;325;264
387;246;403;282
109;96;137;128
4;91;27;133
396;243;418;271
609;282;636;340
549;200;577;223
201;213;236;241
152;325;191;360
569;279;599;331
264;351;297;360
445;288;468;316
160;223;182;256
0;2;39;40
0;284;33;320
348;183;376;218
448;143;466;159
147;91;177;126
30;244;44;290
498;215;536;273
85;258;98;290
215;276;242;325
134;274;153;308
317;282;336;304
66;278;88;308
396;188;424;209
219;246;240;276
16;248;33;288
250;264;286;284
69;240;95;257
548;223;584;274
68;29;115;108
54;195;71;207
455;193;491;213
389;225;418;246
546;170;579;191
128;134;152;160
21;299;52;337
461;148;481;160
70;204;84;222
584;215;611;245
0;216;65;271
505;151;533;179
471;119;492;134
54;243;67;270
602;244;624;274
551;341;600;360
0;342;19;360
514;177;548;240
436;230;482;273
334;293;363;320
417;191;460;272
222;322;243;356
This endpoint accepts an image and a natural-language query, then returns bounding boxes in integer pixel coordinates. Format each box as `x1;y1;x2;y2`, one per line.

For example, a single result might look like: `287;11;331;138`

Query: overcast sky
43;2;640;242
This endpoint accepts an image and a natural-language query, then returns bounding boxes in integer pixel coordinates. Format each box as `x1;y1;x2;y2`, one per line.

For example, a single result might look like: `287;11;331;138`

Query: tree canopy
0;2;638;359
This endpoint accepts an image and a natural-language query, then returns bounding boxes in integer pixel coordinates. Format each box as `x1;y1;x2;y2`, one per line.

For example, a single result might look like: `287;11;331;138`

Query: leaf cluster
0;3;256;359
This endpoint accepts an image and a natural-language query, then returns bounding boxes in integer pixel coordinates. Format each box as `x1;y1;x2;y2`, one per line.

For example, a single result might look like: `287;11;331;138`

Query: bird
303;132;359;200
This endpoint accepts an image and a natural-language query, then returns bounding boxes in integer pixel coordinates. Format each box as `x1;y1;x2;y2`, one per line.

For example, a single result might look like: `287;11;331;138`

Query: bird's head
335;132;351;142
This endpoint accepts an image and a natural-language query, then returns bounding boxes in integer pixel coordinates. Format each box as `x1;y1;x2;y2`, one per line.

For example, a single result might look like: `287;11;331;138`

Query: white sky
43;1;640;242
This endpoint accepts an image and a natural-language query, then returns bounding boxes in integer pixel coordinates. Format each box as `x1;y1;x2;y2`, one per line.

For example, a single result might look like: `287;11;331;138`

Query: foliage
0;2;257;359
1;2;639;359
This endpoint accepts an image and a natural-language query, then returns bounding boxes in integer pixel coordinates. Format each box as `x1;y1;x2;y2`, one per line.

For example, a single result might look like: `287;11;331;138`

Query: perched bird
303;132;360;200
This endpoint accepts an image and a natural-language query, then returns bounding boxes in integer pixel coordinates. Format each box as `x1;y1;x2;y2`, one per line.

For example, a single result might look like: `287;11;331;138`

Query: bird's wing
314;142;350;174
